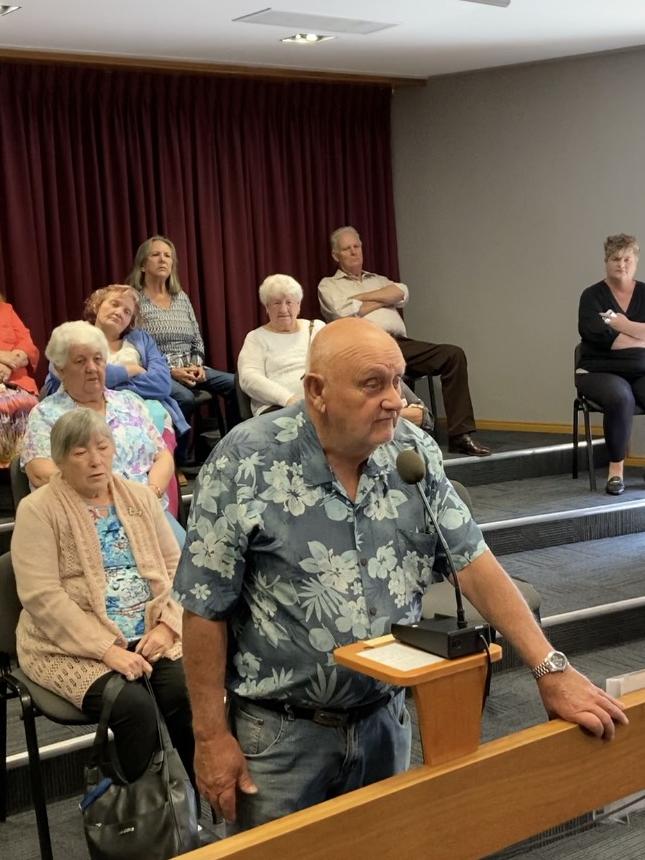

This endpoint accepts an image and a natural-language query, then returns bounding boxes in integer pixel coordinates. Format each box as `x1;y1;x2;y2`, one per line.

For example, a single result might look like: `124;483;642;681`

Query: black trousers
576;371;645;462
82;658;195;785
395;337;476;437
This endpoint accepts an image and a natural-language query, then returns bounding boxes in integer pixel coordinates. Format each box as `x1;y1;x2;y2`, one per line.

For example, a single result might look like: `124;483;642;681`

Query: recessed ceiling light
0;5;21;16
280;33;335;45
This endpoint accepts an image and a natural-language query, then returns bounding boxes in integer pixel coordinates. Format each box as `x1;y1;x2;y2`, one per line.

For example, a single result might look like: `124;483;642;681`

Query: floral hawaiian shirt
174;405;487;709
21;388;166;486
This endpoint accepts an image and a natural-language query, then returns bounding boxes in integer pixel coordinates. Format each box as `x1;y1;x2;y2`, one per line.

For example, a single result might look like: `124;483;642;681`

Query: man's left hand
537;667;628;739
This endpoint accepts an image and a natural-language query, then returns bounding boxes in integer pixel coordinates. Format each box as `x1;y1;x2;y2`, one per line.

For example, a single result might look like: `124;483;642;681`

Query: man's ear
331;248;339;264
303;372;326;414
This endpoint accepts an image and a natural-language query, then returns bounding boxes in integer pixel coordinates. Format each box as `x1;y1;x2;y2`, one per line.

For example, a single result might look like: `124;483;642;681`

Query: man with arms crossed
318;225;490;457
175;318;626;832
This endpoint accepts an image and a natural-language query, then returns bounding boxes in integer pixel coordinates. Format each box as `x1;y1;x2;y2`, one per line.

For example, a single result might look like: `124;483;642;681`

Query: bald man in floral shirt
175;318;626;833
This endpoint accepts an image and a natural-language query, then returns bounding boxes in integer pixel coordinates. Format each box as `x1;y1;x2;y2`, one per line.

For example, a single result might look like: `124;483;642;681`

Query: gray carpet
469;468;645;524
501;531;645;617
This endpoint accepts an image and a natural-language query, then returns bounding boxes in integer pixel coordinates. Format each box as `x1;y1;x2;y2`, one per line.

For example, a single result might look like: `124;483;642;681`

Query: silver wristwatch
531;650;569;680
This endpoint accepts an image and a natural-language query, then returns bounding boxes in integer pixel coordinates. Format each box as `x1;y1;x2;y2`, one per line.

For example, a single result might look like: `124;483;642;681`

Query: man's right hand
195;732;257;822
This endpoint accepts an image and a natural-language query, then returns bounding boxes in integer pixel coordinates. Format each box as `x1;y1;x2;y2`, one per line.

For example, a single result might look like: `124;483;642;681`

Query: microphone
393;449;490;659
397;449;468;628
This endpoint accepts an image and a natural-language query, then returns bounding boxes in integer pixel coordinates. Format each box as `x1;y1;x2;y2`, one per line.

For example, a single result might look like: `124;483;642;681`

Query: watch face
548;652;568;671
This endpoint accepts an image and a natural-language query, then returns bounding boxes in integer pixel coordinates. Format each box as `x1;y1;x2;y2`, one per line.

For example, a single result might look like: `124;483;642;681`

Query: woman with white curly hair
237;274;325;416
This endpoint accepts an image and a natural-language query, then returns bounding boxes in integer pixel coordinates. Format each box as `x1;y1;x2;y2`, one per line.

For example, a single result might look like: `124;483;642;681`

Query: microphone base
391;617;492;660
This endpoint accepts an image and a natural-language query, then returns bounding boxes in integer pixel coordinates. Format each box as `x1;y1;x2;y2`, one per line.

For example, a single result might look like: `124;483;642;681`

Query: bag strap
89;673;174;782
92;674;126;753
88;674;127;780
142;675;174;753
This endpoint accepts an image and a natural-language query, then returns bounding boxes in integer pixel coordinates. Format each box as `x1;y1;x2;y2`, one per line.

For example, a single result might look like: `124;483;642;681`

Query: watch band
531;650;568;680
532;661;555;680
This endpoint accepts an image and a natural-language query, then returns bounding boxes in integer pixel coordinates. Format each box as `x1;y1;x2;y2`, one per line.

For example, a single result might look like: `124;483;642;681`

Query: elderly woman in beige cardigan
12;408;193;784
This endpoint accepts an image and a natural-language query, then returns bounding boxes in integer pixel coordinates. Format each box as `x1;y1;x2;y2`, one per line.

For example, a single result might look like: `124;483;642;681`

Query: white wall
392;47;645;448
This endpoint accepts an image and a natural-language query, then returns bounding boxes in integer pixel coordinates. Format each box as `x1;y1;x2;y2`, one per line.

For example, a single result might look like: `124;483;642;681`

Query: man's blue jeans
228;691;411;833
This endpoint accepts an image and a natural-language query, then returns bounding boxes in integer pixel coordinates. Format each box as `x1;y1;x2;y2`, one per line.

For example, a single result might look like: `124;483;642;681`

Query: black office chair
189;389;227;464
403;373;438;439
572;344;645;491
9;456;30;513
0;552;94;860
234;373;253;422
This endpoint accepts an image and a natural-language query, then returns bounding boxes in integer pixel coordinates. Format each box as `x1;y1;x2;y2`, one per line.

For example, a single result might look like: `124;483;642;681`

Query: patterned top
138;291;205;367
21;389;166;488
90;504;152;641
174;404;486;709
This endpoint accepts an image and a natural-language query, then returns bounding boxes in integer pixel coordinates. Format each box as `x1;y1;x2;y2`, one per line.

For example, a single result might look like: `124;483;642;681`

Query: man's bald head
308;318;402;378
304;318;405;462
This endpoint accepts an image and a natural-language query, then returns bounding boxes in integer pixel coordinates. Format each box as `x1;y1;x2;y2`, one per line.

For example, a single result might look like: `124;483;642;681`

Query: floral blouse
21;388;166;486
90;504;152;641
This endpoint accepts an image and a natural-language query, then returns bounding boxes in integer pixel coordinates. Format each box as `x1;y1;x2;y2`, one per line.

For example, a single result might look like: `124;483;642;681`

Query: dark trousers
170;368;236;422
396;337;476;437
82;658;195;785
576;371;645;462
172;367;239;462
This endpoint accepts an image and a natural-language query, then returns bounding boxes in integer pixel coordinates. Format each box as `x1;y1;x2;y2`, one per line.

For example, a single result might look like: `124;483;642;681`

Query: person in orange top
0;297;40;466
0;297;39;394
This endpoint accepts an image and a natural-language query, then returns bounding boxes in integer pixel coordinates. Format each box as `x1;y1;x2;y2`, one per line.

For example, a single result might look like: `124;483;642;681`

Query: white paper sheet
356;642;444;671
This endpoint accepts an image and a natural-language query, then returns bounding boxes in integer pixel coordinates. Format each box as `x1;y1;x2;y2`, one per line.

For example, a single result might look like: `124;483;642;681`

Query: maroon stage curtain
0;62;399;377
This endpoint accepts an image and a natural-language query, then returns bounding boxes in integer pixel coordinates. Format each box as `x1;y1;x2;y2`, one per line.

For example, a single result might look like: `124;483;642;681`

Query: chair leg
21;695;54;860
582;405;596;491
0;678;7;822
212;396;227;439
428;377;439;441
572;400;579;480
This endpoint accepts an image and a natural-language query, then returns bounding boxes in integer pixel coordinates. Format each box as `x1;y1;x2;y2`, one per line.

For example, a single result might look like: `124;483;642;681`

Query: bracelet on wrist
149;482;164;499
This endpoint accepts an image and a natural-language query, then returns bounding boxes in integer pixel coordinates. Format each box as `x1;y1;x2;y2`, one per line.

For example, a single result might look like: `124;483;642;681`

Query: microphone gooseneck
396;449;468;629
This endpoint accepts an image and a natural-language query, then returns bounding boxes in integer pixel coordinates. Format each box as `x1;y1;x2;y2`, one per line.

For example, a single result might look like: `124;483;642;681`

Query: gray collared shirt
174;405;486;708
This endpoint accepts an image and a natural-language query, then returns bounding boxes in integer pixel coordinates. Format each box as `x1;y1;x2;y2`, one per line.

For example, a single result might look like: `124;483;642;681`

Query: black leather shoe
448;433;491;457
605;476;625;495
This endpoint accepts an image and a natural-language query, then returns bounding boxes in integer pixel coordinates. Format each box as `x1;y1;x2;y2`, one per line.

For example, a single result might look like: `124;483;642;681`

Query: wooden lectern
180;635;645;860
334;633;501;765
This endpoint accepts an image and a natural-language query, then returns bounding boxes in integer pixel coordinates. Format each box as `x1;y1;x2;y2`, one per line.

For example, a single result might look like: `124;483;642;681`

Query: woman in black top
577;233;645;495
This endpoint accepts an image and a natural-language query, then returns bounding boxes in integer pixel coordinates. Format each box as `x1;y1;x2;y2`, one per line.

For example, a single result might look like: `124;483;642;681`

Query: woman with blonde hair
577;233;645;494
126;235;238;454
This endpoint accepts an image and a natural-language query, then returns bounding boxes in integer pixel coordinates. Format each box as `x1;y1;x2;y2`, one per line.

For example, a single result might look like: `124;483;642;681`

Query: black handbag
80;674;200;860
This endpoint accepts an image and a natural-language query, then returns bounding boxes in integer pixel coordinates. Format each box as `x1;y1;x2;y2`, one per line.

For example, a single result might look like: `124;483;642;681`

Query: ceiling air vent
233;8;397;35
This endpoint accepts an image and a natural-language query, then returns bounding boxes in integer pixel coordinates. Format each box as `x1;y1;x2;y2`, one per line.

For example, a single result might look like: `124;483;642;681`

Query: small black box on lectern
391;618;492;660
